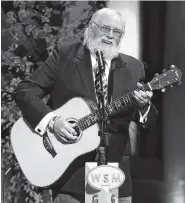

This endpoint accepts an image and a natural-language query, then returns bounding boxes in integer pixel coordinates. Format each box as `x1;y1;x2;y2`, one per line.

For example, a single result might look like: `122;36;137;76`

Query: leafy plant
1;1;106;202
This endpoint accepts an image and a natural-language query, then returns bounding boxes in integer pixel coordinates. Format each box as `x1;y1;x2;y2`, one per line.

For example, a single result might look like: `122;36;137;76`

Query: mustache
86;38;119;60
101;39;115;46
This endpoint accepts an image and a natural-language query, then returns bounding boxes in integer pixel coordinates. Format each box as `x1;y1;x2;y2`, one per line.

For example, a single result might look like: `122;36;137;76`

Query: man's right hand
51;117;78;142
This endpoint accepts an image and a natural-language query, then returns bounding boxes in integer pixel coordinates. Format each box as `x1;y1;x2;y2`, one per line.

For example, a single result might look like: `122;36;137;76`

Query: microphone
95;49;106;70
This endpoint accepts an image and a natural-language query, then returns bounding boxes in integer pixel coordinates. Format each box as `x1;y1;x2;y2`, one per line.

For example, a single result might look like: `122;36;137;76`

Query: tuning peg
163;69;166;73
170;85;173;88
170;64;176;69
161;88;166;92
154;73;159;77
178;81;182;85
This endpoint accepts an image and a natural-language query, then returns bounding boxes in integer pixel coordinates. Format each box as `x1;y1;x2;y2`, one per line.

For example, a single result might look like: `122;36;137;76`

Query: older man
14;8;157;203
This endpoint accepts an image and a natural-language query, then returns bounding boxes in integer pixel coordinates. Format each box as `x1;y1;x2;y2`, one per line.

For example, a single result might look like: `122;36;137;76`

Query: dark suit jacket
14;41;157;200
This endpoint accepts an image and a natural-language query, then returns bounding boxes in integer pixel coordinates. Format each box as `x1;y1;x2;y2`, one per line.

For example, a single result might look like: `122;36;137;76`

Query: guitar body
11;97;100;187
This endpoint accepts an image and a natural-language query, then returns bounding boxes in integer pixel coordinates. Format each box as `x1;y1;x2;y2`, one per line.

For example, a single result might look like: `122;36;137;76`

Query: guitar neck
78;83;151;130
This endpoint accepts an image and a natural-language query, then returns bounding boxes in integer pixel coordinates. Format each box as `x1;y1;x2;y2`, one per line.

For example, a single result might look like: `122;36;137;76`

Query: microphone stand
95;51;109;166
85;51;120;203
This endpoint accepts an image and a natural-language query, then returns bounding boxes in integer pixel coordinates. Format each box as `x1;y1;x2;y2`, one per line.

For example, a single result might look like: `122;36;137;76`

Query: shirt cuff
139;102;151;123
35;112;56;135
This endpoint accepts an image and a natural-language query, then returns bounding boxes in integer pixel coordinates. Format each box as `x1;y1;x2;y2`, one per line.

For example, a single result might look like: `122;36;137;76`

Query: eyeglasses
93;22;123;37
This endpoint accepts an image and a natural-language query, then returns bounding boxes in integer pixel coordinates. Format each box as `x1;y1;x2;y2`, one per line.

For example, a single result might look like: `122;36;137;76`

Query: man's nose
107;29;114;39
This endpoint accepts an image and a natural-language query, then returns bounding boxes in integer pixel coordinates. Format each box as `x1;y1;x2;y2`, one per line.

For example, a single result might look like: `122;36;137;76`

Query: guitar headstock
150;65;182;91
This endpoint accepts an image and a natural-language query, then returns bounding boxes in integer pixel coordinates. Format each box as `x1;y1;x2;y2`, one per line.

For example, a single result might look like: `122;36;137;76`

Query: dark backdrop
140;1;166;159
140;0;185;172
131;2;185;203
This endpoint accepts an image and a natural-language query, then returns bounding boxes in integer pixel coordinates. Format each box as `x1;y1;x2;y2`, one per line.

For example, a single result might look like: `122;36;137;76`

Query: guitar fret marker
107;105;113;113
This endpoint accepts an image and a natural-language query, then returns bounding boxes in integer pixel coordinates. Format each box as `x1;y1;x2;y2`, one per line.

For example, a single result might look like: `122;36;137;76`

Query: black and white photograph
1;1;185;203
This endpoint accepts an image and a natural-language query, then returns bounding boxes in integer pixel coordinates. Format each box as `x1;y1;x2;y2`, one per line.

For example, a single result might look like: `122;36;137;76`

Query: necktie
94;64;108;109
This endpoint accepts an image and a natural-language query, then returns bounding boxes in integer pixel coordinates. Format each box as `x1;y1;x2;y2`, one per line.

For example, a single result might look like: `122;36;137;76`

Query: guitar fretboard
78;83;151;130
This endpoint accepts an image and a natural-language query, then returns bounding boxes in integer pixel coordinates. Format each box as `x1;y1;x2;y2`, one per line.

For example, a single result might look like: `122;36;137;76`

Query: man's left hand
134;82;153;109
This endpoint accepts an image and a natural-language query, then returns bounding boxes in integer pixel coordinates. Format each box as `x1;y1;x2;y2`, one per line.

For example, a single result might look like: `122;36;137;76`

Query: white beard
86;37;120;60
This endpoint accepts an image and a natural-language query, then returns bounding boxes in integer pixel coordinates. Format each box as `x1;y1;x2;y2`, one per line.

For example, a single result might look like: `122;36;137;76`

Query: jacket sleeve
14;46;60;130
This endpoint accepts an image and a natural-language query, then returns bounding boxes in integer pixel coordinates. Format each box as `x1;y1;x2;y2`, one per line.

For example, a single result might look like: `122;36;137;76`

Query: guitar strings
77;70;178;130
78;83;151;130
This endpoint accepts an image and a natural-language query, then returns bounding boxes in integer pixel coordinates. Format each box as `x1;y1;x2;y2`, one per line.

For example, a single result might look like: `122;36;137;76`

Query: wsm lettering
91;173;121;184
87;165;125;191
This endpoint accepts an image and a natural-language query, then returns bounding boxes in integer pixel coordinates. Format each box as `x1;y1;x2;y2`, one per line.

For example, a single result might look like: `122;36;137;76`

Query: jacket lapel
74;45;97;103
110;55;129;101
73;44;133;104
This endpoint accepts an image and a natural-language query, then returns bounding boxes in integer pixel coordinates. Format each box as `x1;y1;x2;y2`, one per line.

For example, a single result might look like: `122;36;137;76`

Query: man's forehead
97;14;123;29
97;13;121;21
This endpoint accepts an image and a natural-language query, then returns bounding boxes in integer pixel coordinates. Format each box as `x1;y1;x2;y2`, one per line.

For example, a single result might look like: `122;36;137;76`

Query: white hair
83;8;126;45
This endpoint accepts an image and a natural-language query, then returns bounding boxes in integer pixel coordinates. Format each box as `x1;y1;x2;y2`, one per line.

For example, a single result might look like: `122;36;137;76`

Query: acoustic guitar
10;65;182;187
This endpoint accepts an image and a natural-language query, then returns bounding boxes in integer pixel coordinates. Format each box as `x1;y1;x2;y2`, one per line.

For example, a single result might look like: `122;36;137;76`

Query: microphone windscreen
94;48;103;56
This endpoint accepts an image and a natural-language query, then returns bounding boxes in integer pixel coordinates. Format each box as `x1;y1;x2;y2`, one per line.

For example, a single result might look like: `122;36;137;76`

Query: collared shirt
35;54;150;135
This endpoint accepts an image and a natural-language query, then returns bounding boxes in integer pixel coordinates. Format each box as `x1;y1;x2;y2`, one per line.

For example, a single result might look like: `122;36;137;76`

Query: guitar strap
43;132;57;158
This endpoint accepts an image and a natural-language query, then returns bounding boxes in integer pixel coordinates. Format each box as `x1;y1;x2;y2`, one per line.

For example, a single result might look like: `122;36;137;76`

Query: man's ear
83;27;90;45
88;24;94;36
117;37;123;49
87;26;92;37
